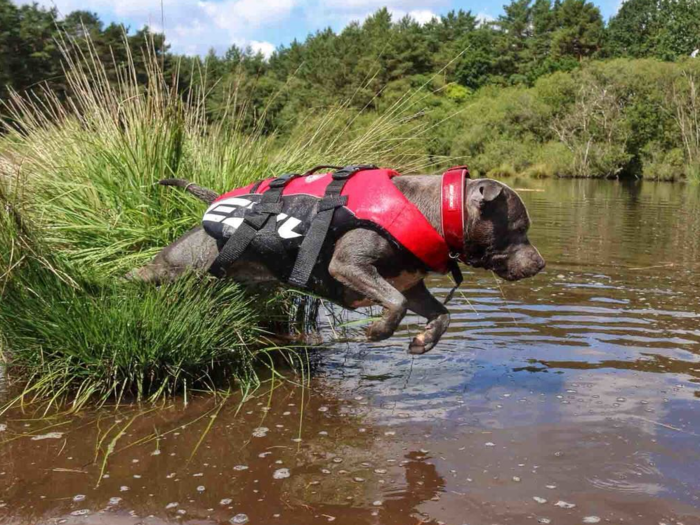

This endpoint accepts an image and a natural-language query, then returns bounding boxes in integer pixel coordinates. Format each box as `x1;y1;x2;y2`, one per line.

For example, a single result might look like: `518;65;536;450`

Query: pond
1;178;700;525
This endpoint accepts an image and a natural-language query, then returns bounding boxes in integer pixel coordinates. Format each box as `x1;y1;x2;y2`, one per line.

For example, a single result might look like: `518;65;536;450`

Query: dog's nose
513;245;545;278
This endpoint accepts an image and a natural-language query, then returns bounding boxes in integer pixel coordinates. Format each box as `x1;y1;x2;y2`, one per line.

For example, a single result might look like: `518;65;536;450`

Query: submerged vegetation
0;35;435;408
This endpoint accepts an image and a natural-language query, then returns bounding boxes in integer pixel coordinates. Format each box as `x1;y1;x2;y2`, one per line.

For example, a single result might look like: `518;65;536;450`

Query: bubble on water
332;457;343;464
384;431;396;436
318;406;328;412
133;475;142;479
374;469;387;474
73;494;86;502
220;498;233;505
193;473;204;477
318;431;328;436
230;513;249;524
120;486;130;492
273;468;290;479
291;438;302;443
353;477;365;483
372;500;383;506
283;411;291;416
0;424;6;432
70;510;90;516
583;517;601;524
484;442;495;447
537;518;551;524
321;469;331;474
546;485;557;489
166;473;176;479
554;500;576;509
533;497;547;504
259;452;272;458
151;450;161;456
197;486;206;492
234;465;249;471
177;509;187;515
31;432;64;441
512;477;521;482
252;427;269;438
108;497;122;506
165;502;179;509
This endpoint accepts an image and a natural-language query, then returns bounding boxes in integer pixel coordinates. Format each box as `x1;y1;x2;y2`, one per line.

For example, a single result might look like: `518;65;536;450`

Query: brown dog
129;173;544;354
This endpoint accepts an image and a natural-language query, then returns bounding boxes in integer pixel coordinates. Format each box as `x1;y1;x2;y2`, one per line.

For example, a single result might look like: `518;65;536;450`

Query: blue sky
18;0;623;57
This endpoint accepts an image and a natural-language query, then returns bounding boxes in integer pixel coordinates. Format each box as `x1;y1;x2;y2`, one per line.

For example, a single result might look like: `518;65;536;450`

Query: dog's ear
468;180;504;209
478;180;503;203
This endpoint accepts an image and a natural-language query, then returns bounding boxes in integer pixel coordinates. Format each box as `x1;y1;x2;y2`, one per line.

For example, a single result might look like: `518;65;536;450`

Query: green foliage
608;0;700;60
1;184;263;410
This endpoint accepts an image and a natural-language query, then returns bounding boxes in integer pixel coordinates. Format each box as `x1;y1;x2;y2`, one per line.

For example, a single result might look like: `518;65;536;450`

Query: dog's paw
408;334;435;355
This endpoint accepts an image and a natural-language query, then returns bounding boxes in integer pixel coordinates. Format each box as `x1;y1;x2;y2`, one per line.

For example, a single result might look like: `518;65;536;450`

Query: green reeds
0;191;262;411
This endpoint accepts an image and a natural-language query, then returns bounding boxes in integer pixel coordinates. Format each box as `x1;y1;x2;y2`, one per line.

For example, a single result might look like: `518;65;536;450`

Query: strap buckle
304;165;343;176
332;164;378;180
268;173;299;188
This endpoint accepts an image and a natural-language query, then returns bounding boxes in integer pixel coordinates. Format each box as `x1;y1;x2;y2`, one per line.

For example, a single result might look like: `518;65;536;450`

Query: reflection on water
2;178;700;525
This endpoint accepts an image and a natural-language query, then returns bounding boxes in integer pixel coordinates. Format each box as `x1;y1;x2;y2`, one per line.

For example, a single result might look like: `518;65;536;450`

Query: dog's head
461;179;545;281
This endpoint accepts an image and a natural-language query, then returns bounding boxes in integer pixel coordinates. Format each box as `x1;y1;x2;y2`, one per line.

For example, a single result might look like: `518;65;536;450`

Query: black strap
208;173;297;277
303;165;344;175
287;165;377;287
443;258;464;305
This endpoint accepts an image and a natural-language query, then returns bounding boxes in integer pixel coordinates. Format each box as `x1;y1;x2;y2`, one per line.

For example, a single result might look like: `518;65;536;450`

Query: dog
128;169;545;354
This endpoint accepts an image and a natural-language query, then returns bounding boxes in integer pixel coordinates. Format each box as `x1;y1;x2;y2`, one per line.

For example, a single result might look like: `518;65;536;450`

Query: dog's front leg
329;231;407;341
404;281;450;354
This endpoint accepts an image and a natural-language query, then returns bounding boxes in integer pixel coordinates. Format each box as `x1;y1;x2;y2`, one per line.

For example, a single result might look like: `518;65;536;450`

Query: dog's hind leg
329;230;408;342
403;281;450;355
126;226;219;284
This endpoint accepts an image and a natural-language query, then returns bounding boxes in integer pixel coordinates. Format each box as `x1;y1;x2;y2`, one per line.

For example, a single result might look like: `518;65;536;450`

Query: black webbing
208;174;296;277
303;165;344;175
443;258;464;305
287;165;376;288
250;180;263;193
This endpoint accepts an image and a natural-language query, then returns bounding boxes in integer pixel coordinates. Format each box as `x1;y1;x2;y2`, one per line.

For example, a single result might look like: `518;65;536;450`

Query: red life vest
208;167;467;274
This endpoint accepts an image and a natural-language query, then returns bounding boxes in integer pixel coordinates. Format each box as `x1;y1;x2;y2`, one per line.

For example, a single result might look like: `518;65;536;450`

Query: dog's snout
494;244;545;281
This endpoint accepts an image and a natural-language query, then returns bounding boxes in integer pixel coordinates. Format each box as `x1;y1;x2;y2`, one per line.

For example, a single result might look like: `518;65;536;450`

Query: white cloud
250;40;276;58
322;0;444;10
388;8;438;25
475;12;495;26
16;0;296;56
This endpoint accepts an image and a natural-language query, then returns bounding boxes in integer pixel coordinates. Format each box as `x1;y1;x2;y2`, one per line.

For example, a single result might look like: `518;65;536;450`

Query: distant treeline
2;0;700;179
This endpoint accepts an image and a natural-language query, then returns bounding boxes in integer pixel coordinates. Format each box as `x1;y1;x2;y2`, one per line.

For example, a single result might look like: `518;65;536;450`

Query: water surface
1;178;700;525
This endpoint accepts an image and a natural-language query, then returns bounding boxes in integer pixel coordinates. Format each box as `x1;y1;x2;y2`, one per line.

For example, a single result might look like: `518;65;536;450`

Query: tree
550;0;604;60
608;0;700;60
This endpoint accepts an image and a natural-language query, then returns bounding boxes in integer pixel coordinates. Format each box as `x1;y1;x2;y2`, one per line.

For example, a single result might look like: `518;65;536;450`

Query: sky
17;0;623;57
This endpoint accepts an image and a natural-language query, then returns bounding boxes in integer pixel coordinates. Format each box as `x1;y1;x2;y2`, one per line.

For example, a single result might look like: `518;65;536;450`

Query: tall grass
0;34;441;408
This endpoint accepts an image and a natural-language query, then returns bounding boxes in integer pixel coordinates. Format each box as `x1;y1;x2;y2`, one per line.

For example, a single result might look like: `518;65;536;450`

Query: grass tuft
0;191;263;411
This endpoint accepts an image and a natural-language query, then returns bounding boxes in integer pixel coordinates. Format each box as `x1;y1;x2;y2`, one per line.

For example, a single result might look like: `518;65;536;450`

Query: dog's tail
159;178;219;204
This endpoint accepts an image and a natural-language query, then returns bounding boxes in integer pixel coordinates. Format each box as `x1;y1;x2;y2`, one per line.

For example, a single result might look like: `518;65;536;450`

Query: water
1;178;700;525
